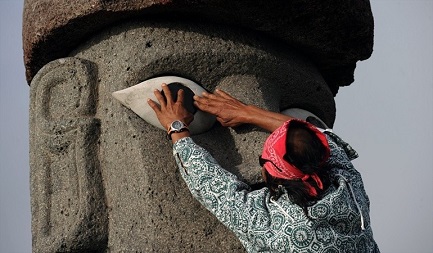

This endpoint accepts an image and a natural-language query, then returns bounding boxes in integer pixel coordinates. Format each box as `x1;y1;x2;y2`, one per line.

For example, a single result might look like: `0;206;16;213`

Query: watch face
172;121;183;130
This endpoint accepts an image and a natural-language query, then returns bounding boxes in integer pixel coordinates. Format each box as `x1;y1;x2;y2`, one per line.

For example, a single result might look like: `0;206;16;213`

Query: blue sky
1;1;432;252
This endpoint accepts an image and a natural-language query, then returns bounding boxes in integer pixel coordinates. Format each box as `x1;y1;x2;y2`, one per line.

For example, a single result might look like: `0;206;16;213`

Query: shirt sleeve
172;137;271;242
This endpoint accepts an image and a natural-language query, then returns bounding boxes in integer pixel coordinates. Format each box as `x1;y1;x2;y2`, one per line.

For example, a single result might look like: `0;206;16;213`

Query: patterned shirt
173;135;380;253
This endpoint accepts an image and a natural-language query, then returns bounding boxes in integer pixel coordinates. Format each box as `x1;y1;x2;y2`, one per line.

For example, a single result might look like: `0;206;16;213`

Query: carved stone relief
29;58;107;252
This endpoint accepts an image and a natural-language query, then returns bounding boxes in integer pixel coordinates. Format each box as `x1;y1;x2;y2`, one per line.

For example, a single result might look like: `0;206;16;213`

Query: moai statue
23;1;374;252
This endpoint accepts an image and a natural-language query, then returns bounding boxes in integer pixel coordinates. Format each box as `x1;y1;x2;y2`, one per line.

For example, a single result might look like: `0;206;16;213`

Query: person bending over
147;84;380;253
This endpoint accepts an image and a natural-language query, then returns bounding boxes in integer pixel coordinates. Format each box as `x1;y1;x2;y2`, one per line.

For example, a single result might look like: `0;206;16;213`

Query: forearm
173;138;253;226
242;104;292;132
193;89;292;132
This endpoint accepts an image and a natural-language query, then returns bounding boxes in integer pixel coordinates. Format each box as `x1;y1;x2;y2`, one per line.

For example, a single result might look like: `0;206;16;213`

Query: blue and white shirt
173;135;380;253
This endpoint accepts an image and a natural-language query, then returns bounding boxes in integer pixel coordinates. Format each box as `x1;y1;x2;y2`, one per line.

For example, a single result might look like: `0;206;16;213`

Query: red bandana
261;119;330;196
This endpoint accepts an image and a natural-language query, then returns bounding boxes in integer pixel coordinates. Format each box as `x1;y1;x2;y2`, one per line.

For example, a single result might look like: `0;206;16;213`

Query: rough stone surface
23;0;374;95
29;20;337;252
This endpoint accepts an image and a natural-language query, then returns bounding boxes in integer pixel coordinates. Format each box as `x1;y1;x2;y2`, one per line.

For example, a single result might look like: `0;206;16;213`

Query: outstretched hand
193;89;249;127
147;83;194;130
194;89;292;132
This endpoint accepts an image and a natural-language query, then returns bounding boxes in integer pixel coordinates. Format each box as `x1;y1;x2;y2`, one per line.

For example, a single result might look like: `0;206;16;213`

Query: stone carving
29;58;107;252
24;1;374;252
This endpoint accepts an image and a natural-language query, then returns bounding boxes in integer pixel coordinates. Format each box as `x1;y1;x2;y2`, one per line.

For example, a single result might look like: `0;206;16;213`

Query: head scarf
261;119;330;196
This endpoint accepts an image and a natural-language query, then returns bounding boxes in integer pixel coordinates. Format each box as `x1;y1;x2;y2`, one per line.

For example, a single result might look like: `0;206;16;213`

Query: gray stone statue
23;1;374;252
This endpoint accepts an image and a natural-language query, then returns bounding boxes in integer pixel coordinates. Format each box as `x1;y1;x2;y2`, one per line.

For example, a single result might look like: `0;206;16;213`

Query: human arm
173;137;271;244
148;84;273;247
193;89;292;132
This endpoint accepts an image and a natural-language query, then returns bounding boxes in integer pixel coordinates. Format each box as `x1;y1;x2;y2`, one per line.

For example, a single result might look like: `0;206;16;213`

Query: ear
29;57;107;252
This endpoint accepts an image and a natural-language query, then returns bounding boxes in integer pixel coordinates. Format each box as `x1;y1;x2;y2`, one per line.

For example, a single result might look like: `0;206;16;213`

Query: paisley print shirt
173;136;380;253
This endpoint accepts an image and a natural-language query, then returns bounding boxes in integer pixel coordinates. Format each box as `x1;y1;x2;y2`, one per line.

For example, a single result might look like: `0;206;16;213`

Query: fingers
147;98;161;113
214;89;233;99
193;98;206;112
176;89;184;105
193;90;224;113
196;89;233;101
147;83;195;129
193;93;213;110
201;91;217;100
153;88;166;108
194;91;218;104
193;93;205;104
152;83;183;108
160;83;173;105
149;83;173;112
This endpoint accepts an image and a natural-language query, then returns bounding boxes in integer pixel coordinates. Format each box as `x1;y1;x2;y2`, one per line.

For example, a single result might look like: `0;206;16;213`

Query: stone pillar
23;1;374;252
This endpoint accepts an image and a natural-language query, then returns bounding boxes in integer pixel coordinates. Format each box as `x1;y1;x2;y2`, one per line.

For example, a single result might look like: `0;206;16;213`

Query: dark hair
265;122;330;218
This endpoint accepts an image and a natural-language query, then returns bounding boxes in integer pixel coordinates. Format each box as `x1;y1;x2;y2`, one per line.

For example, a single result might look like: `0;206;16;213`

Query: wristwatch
167;120;189;139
